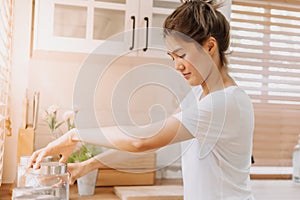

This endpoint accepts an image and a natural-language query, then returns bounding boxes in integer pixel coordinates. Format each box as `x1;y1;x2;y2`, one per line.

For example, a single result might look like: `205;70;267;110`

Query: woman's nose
175;59;184;71
175;62;184;71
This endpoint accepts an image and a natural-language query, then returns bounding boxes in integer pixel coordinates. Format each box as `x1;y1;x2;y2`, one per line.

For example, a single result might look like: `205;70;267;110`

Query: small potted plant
62;109;100;196
67;144;100;196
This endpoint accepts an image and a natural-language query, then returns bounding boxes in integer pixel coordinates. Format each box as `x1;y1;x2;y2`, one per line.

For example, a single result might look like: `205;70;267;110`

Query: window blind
230;0;300;166
0;0;13;185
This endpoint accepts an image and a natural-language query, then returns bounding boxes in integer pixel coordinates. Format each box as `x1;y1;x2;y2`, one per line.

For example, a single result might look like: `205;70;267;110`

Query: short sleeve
173;90;229;157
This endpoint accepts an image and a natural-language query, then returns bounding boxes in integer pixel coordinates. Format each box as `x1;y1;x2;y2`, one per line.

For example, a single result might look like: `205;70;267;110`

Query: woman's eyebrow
171;47;183;54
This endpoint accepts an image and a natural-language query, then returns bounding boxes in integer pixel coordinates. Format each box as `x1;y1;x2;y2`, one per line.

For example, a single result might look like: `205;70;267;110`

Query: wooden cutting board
114;185;183;200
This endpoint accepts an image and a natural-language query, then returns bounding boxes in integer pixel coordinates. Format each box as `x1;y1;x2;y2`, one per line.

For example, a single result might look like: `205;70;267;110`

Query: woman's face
165;35;213;86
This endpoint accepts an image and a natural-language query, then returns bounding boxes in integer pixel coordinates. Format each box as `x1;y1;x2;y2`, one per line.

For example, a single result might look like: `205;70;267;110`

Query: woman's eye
179;53;186;59
167;53;174;60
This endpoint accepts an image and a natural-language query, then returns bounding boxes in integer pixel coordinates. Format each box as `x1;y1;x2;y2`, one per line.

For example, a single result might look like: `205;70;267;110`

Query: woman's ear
202;37;217;56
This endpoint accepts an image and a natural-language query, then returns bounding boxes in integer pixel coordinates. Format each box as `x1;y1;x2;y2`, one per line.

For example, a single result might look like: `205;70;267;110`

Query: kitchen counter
1;179;300;200
70;180;300;200
70;186;118;200
71;179;183;200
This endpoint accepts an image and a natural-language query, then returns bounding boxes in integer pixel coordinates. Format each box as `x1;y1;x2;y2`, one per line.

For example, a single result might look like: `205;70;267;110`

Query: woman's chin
188;79;201;86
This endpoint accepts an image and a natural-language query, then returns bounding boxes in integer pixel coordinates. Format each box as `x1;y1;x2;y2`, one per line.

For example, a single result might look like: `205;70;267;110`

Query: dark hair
163;0;230;67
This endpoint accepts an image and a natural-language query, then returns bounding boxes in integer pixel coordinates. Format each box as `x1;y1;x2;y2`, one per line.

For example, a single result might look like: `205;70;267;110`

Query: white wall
27;51;86;149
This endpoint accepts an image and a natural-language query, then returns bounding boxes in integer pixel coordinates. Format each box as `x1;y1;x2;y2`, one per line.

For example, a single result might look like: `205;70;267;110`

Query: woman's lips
183;72;191;79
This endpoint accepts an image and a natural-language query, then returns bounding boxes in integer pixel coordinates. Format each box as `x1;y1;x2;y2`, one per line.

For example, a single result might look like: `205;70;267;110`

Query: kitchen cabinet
33;0;181;57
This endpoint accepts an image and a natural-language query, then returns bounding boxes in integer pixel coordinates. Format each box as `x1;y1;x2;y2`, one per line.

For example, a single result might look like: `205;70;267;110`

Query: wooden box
96;152;156;186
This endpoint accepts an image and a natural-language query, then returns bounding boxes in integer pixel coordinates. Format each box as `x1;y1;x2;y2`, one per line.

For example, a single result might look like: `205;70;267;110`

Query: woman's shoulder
224;86;251;102
203;86;251;108
223;86;253;112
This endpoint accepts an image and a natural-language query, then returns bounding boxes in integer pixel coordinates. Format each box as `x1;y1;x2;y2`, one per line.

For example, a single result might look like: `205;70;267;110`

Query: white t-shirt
174;86;255;200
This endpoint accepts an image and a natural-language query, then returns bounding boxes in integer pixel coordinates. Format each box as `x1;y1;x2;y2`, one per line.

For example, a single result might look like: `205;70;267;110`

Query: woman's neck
200;65;236;99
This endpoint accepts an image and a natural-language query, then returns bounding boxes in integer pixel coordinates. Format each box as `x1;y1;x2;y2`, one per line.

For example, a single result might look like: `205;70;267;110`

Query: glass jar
17;156;53;187
23;162;69;200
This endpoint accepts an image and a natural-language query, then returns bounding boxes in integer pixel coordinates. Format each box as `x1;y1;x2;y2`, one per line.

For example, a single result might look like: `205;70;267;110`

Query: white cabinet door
34;0;138;54
150;0;181;29
137;0;181;58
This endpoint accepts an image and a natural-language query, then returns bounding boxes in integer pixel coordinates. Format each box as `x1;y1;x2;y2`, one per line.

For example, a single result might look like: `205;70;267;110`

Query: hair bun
181;0;221;9
181;0;216;3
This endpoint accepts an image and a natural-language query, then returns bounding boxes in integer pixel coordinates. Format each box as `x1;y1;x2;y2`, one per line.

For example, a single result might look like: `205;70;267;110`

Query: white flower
42;111;49;120
43;104;64;138
63;110;75;121
85;152;92;159
63;109;78;130
47;104;59;115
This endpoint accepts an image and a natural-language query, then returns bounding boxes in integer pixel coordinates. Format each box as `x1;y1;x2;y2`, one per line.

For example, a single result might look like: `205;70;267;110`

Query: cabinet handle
129;16;135;50
143;17;149;52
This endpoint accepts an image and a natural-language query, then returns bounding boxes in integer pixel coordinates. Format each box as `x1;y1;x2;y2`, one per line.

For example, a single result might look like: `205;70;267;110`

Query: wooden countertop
2;179;300;200
70;186;119;200
69;179;182;200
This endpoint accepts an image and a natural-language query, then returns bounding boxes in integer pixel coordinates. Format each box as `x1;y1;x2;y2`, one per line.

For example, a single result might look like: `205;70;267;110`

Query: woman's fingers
69;172;76;185
27;129;78;172
28;148;44;168
59;154;68;164
34;149;48;169
67;163;78;181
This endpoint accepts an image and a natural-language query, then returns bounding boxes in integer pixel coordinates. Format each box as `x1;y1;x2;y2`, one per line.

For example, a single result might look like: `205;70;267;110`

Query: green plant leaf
66;144;101;163
54;121;64;129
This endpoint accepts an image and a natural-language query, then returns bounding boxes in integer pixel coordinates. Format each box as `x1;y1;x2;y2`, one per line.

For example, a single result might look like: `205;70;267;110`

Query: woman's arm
73;116;193;152
67;149;155;184
30;116;194;168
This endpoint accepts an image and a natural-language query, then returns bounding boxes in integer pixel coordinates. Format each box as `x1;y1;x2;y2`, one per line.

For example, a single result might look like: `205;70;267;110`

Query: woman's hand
67;162;88;185
67;157;103;185
29;129;79;169
67;162;81;184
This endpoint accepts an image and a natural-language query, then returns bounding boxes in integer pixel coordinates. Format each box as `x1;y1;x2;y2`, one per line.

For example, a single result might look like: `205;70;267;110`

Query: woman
30;0;254;199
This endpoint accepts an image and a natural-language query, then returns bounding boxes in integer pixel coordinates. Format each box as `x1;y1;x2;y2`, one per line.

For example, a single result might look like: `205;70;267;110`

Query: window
230;0;300;166
0;0;13;185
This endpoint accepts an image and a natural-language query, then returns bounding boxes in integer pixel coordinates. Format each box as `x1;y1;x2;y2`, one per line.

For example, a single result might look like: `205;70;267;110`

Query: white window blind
0;0;13;185
230;0;300;166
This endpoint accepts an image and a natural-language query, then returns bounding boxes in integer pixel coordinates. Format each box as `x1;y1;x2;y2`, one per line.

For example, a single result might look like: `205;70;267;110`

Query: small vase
77;169;98;196
50;129;62;140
